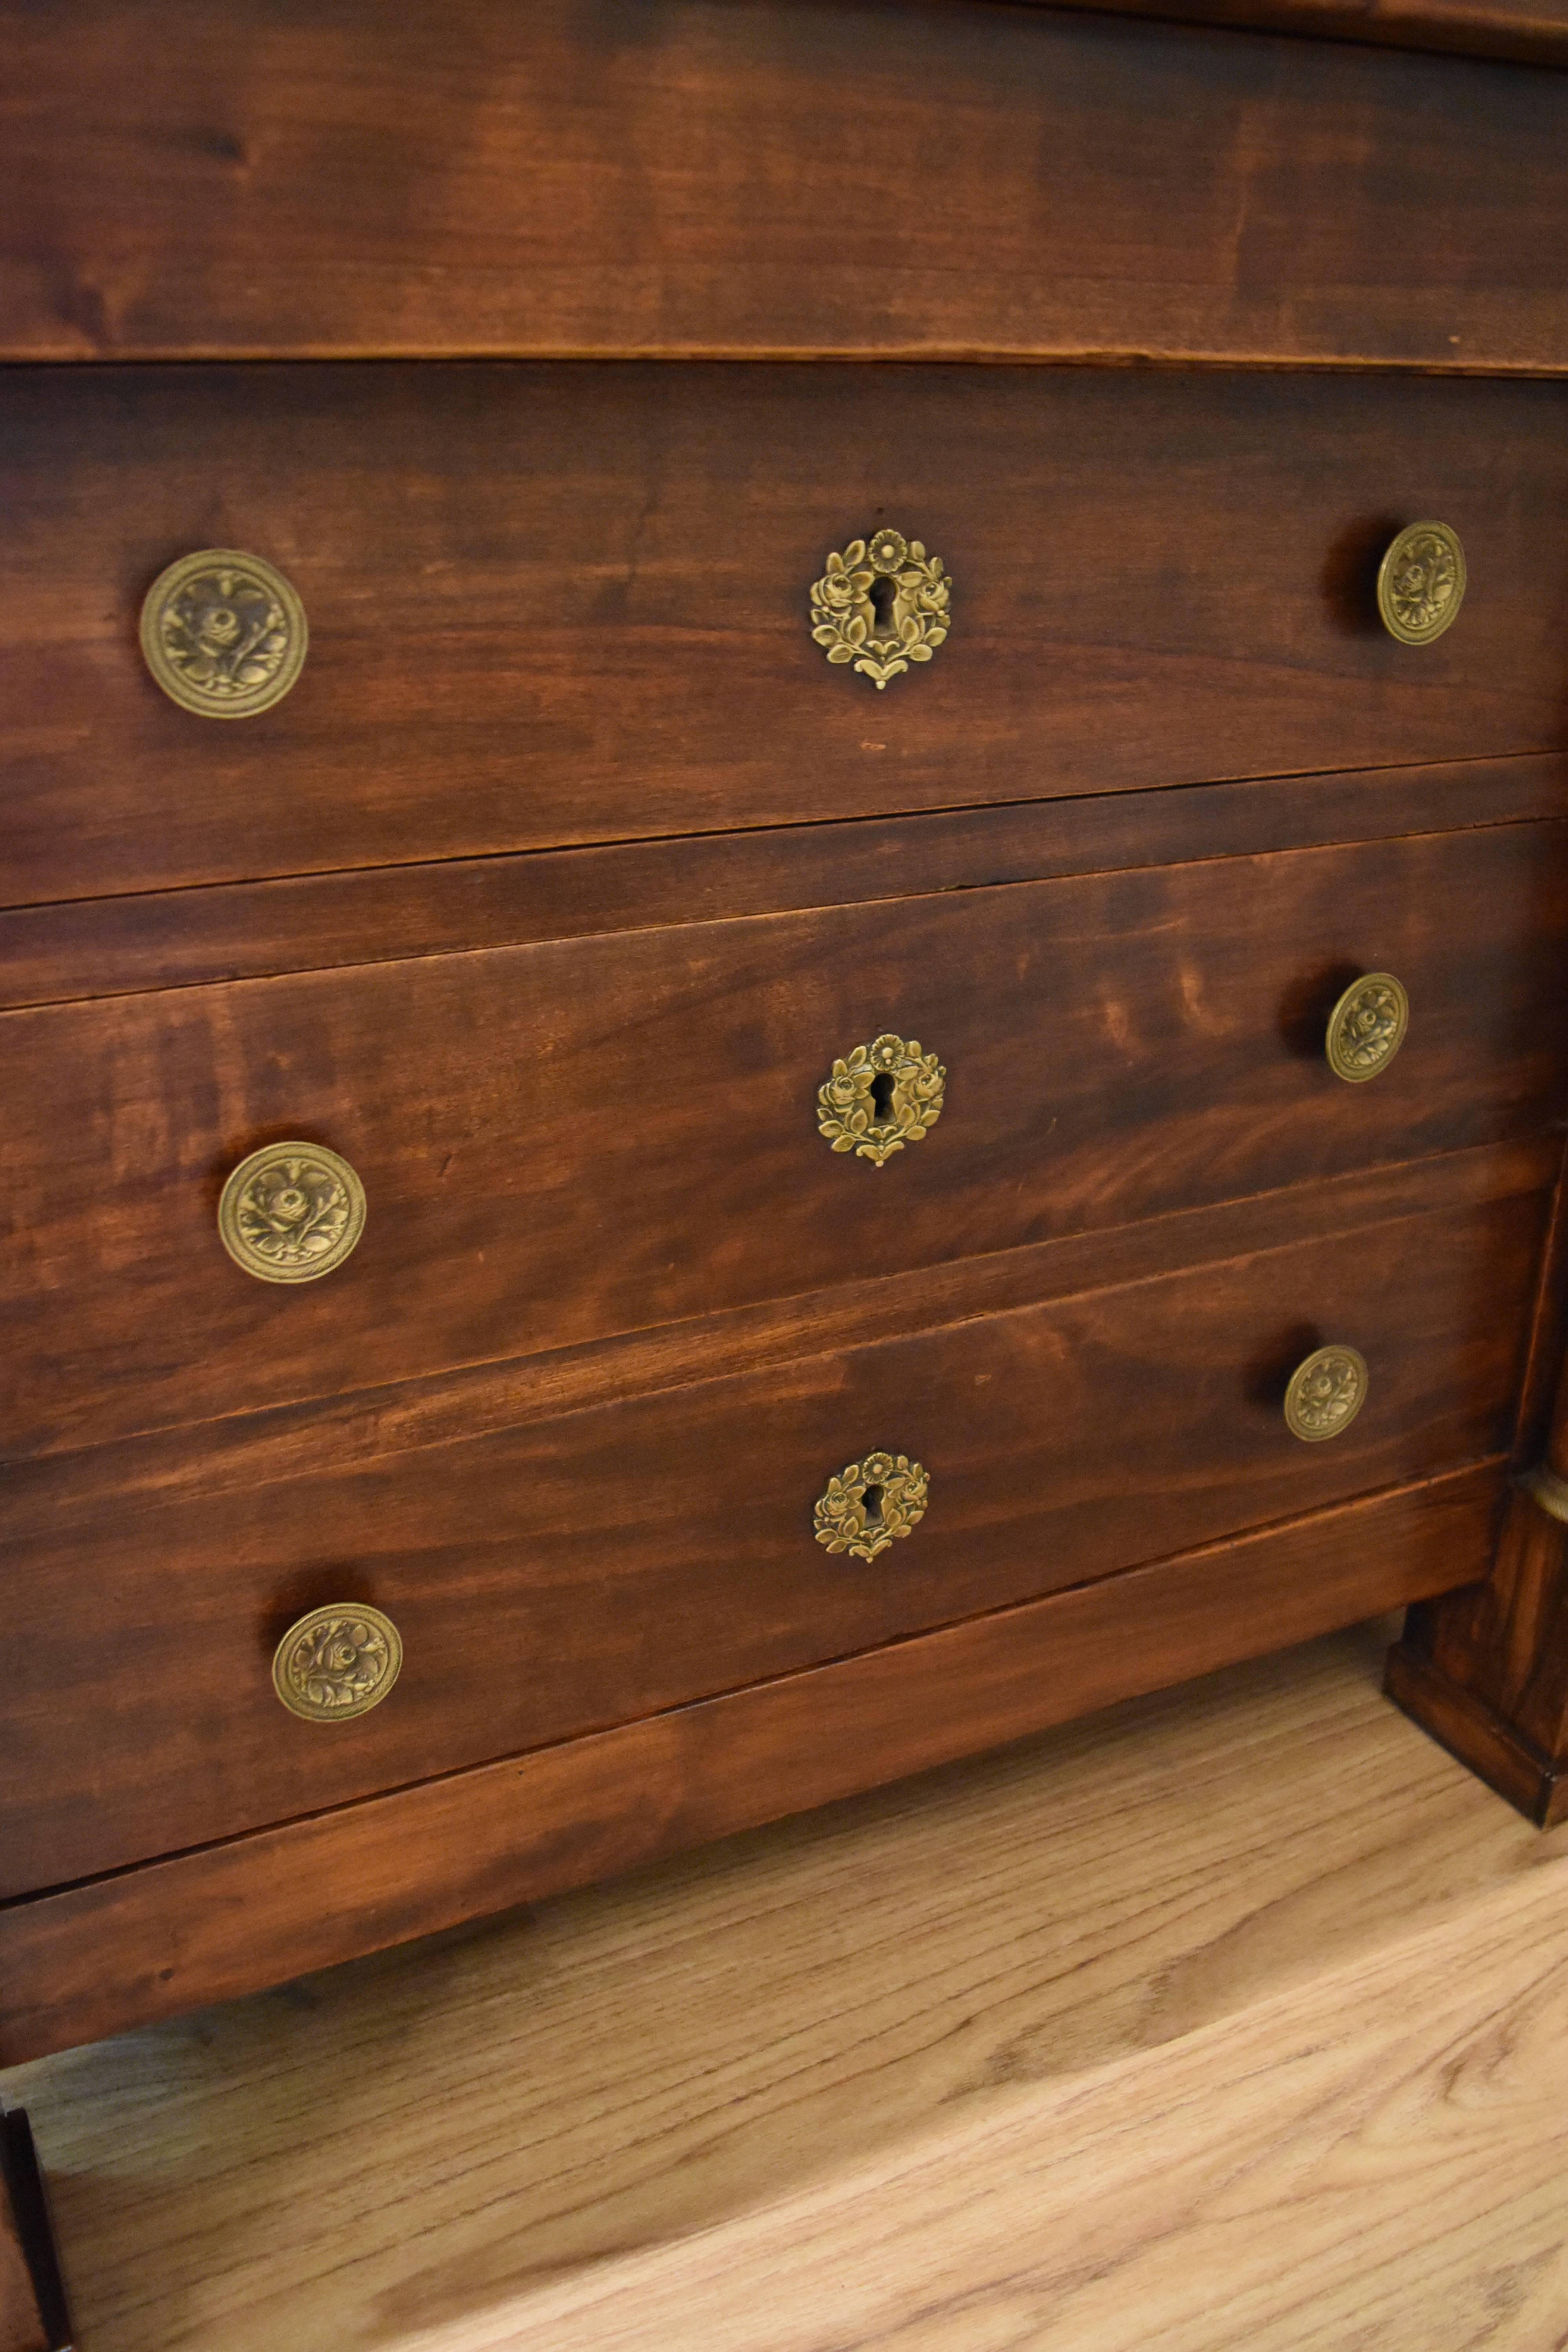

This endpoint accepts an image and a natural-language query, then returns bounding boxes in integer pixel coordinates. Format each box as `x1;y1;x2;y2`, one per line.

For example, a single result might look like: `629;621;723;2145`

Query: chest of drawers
5;8;1568;2276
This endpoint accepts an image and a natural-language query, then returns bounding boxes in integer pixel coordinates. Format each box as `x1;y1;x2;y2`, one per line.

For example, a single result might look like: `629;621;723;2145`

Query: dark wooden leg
0;2110;72;2352
1387;1162;1568;1828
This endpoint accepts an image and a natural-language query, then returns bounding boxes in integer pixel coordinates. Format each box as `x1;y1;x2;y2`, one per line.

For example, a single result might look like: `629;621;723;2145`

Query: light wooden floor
7;1615;1568;2352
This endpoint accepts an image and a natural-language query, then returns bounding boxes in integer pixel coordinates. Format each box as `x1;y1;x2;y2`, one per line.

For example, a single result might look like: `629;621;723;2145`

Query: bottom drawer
0;1457;1506;2065
0;1146;1548;1895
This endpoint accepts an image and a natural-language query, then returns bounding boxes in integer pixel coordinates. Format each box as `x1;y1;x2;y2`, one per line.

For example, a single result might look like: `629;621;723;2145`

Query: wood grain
1389;1169;1568;1826
5;1136;1546;1543
2;1180;1539;1895
0;1466;1506;2062
405;1854;1568;2352
5;1;1568;367
7;753;1565;1015
7;1618;1568;2352
6;365;1568;908
1024;0;1568;67
7;826;1567;1464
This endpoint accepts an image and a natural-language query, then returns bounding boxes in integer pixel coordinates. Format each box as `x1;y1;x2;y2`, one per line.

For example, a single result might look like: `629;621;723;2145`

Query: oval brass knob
1376;522;1465;646
140;548;308;716
817;1032;946;1166
1284;1345;1369;1443
814;1450;930;1561
809;528;952;688
218;1142;366;1283
273;1604;402;1722
1325;972;1408;1084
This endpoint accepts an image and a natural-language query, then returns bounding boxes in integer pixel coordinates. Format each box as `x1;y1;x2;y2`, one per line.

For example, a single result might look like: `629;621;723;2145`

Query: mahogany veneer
4;17;1568;2323
6;365;1568;906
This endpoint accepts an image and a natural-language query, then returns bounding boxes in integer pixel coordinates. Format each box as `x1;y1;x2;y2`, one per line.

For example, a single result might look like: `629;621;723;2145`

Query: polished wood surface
0;1466;1504;2060
1026;0;1568;66
7;825;1565;1463
4;1;1568;368
1390;1140;1568;1824
6;365;1568;907
6;1138;1544;1535
6;753;1567;1014
1;1163;1539;1895
6;1621;1568;2352
8;0;1568;2110
430;1858;1568;2351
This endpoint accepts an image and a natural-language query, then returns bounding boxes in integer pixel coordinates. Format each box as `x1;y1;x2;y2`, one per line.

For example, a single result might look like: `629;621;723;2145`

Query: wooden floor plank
467;1853;1568;2352
5;1617;1567;2351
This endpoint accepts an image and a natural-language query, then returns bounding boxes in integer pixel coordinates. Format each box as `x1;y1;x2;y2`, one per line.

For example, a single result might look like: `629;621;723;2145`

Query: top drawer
4;364;1567;907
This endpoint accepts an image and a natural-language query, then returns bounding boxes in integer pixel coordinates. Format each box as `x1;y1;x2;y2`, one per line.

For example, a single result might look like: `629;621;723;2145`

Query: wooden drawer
0;1145;1547;1896
4;362;1567;907
5;820;1566;1462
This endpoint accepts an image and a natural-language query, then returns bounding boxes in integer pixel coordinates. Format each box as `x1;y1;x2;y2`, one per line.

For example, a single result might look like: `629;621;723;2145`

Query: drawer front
0;1164;1546;1894
4;363;1568;906
5;822;1566;1461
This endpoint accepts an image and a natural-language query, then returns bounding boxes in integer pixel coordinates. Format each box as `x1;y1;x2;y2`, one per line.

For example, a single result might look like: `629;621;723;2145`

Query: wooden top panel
3;0;1568;367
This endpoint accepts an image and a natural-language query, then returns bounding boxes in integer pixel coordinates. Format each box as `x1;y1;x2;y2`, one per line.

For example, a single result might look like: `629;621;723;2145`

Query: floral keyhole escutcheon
810;529;952;688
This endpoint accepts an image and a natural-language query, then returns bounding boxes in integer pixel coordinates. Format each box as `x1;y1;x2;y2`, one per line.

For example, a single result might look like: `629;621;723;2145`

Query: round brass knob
218;1142;366;1283
1376;522;1466;646
817;1032;946;1166
814;1450;930;1561
809;528;952;688
1284;1345;1368;1443
272;1605;402;1722
1325;972;1408;1084
140;548;308;716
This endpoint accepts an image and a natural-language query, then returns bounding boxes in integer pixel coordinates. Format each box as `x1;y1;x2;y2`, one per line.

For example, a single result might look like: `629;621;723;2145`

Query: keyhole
868;575;897;634
861;1484;885;1527
869;1069;897;1122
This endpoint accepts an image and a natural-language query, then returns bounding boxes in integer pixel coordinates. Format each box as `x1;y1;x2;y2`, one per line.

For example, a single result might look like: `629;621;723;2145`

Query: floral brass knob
1325;973;1408;1084
817;1032;946;1167
809;528;952;688
273;1604;402;1722
1284;1345;1369;1443
140;548;308;716
1376;522;1466;646
814;1451;930;1561
218;1142;367;1283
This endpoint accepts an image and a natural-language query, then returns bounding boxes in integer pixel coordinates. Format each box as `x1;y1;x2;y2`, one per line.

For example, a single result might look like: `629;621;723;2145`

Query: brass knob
273;1605;402;1722
817;1032;946;1166
140;548;308;716
1284;1345;1368;1443
809;528;952;688
814;1451;930;1561
218;1142;366;1283
1325;973;1408;1084
1376;522;1466;646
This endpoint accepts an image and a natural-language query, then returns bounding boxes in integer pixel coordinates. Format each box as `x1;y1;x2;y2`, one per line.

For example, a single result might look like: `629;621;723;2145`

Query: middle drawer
5;818;1566;1459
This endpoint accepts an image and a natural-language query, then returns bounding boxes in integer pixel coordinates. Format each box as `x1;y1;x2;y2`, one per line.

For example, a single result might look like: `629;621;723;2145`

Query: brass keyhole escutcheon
817;1033;946;1165
809;528;952;688
1376;522;1466;646
273;1604;403;1722
1325;973;1408;1084
814;1451;930;1561
140;548;308;716
218;1141;367;1282
1284;1345;1369;1443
